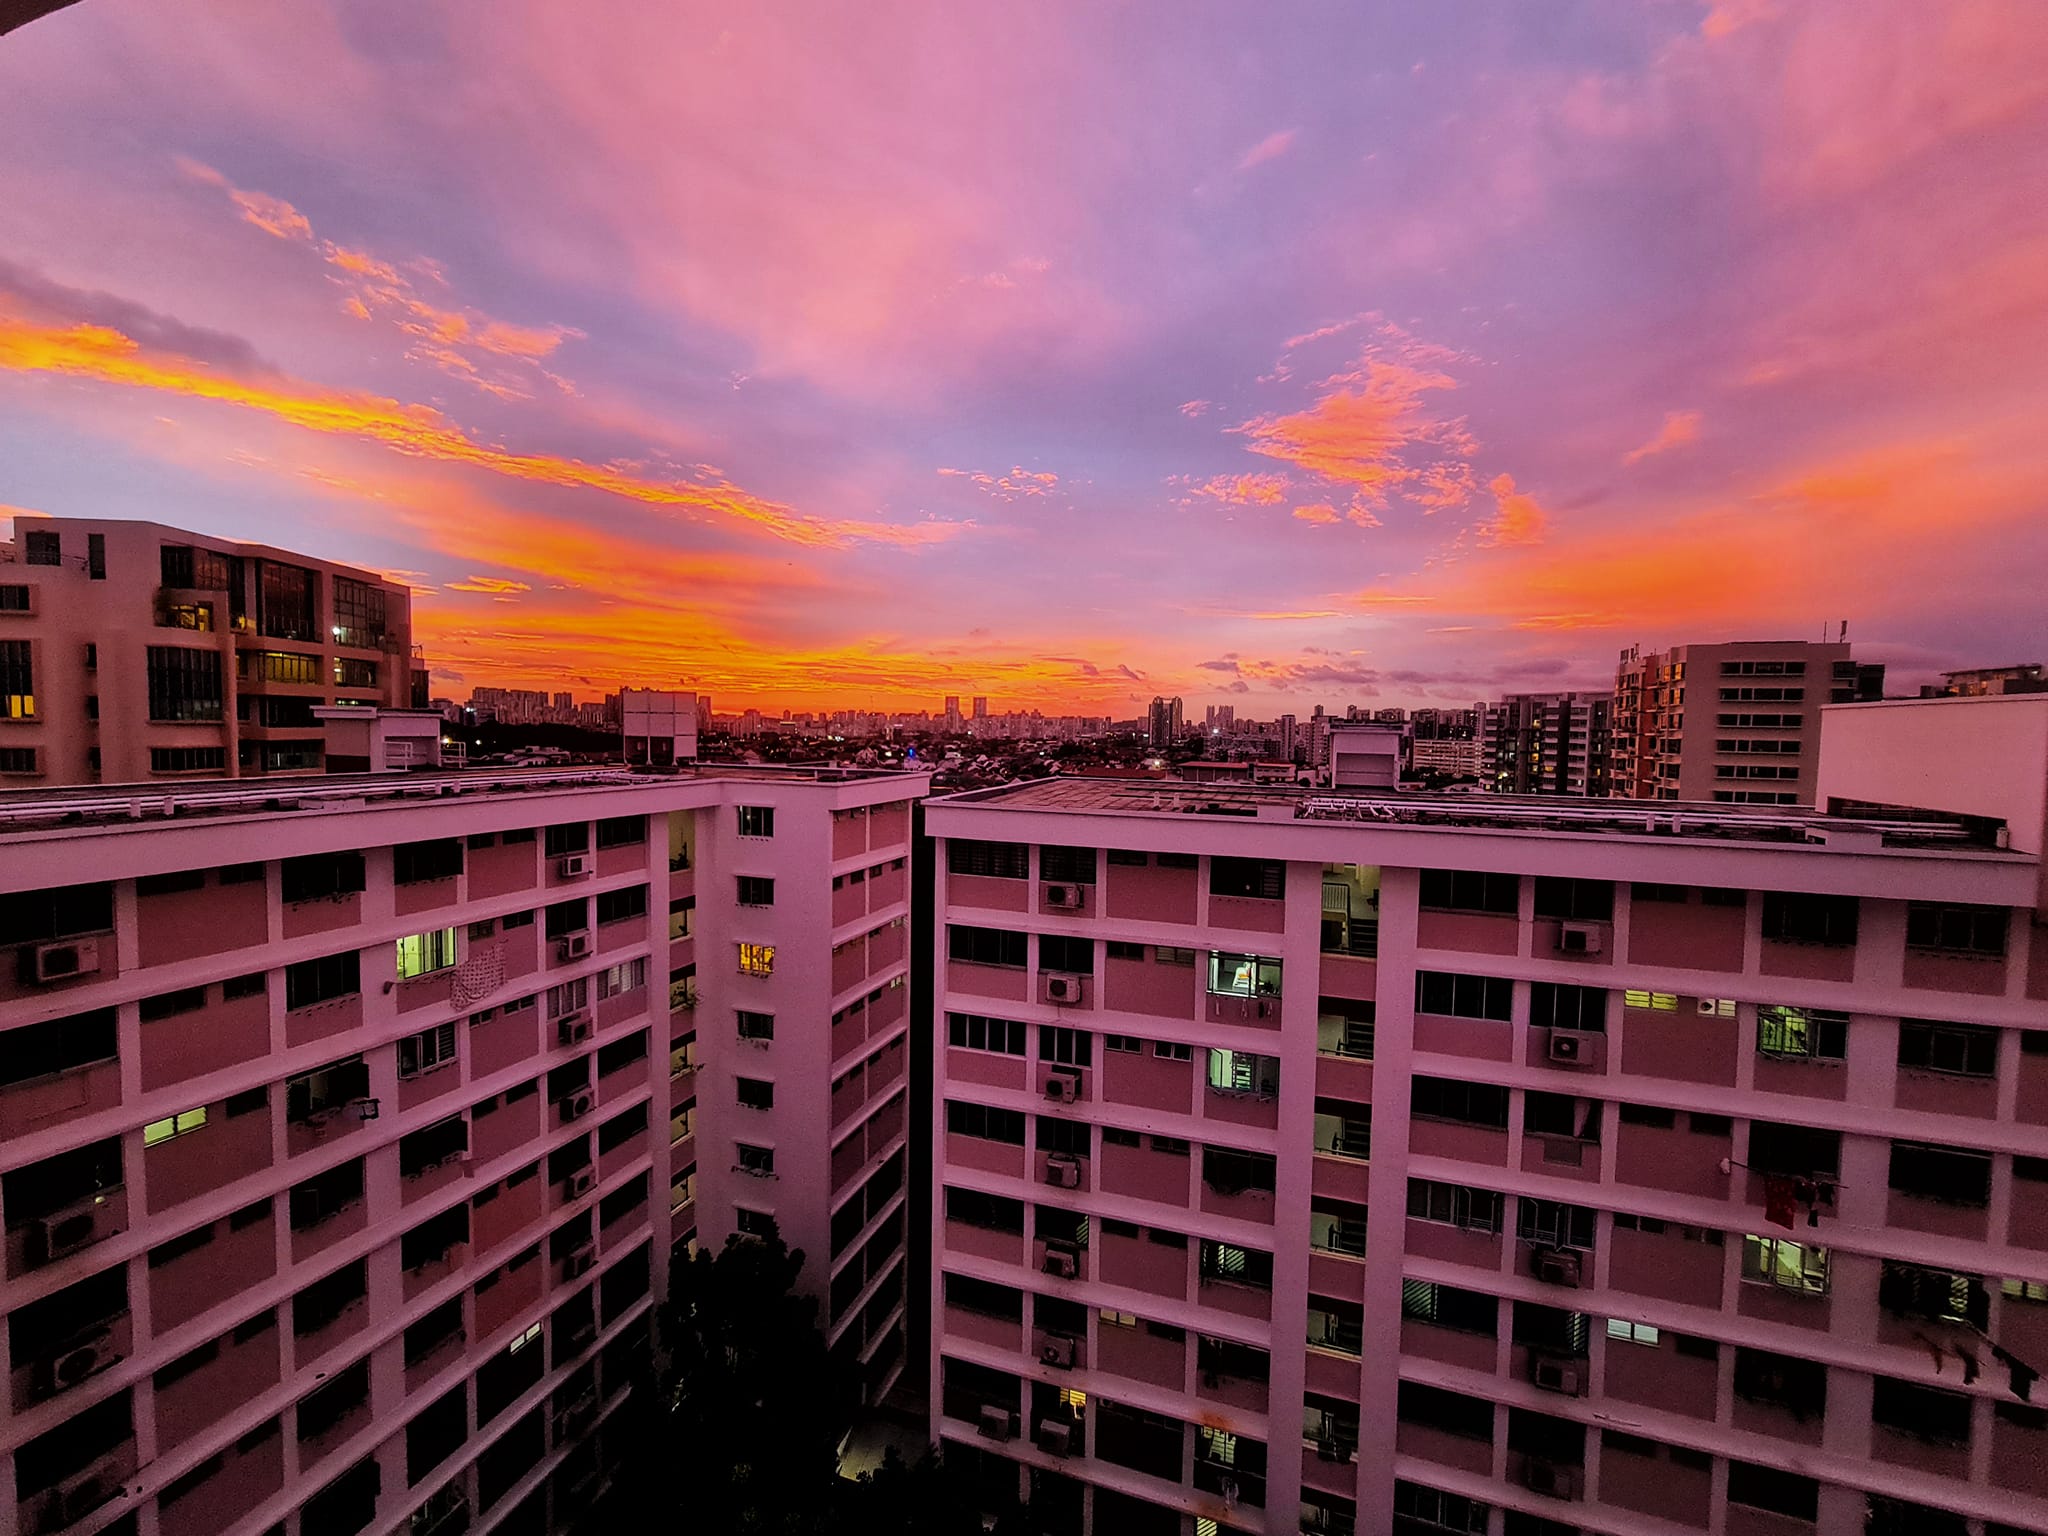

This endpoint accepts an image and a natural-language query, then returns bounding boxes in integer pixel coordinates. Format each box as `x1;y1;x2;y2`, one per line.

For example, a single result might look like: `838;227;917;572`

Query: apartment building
924;738;2048;1536
0;518;422;786
1611;642;1883;806
0;760;923;1536
1480;694;1612;797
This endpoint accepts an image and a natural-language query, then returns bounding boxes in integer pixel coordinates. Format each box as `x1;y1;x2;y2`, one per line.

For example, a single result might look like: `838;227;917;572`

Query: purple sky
2;0;2044;713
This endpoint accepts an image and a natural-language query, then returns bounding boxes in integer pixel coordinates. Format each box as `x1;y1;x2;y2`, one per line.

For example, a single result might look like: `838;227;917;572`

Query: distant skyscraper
1480;691;1613;795
973;696;988;719
1146;696;1184;749
553;690;574;712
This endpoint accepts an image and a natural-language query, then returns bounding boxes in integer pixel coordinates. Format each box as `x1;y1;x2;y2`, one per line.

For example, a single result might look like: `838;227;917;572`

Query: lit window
738;943;775;977
1743;1235;1830;1294
1606;1318;1660;1346
144;1106;208;1145
1623;990;1678;1012
508;1321;542;1354
395;928;458;980
2003;1278;2048;1304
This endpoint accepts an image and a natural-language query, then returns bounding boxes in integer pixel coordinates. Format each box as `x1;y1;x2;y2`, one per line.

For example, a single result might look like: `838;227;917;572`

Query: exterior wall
925;782;2048;1536
0;517;416;787
0;763;925;1536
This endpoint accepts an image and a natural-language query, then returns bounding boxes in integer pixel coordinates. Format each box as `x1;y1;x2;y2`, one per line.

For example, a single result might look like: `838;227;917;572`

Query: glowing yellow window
738;942;775;977
143;1106;208;1146
1623;989;1678;1012
395;928;459;980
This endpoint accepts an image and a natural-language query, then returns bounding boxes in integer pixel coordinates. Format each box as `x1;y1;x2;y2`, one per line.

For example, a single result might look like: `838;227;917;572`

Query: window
0;584;27;611
1105;1033;1143;1053
0;881;113;947
1202;1146;1276;1194
397;1024;457;1079
1889;1141;1992;1206
597;958;646;999
1533;877;1612;921
139;987;207;1022
1207;951;1282;997
145;645;224;721
1392;1482;1489;1534
544;898;587;938
1905;902;2007;957
945;1101;1026;1144
281;852;365;903
0;638;32;719
1515;1198;1595;1249
1040;1025;1092;1067
1872;1377;1973;1446
594;815;645;849
330;576;386;649
737;942;775;977
1039;933;1092;974
1406;1178;1503;1234
1402;1281;1497;1335
149;746;225;774
1606;1318;1660;1346
1747;1121;1840;1176
244;649;320;684
735;1143;775;1176
1153;1040;1192;1062
0;747;35;774
395;928;458;980
255;560;316;640
736;876;775;907
596;885;648;924
1411;1076;1509;1128
1418;869;1517;914
1396;1381;1490;1439
1529;983;1605;1032
144;1106;209;1145
393;840;463;885
284;951;360;1010
736;805;775;838
1210;857;1284;900
1210;1048;1279;1095
543;822;589;857
1041;845;1097;884
1898;1019;1998;1077
286;1057;368;1122
1414;971;1513;1021
946;839;1028;879
1200;1240;1274;1288
23;528;60;565
1726;1463;1819;1521
1878;1262;1989;1327
1743;1235;1830;1293
1761;891;1858;946
948;925;1026;967
736;1077;774;1110
1756;1004;1848;1061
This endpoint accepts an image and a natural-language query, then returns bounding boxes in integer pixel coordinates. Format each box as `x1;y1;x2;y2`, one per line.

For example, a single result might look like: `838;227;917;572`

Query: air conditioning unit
32;1330;116;1399
1040;973;1083;1006
1034;1418;1072;1456
31;939;100;984
1531;1246;1584;1287
558;1012;594;1046
1546;1028;1599;1065
1041;1243;1078;1279
1044;1154;1080;1189
566;1166;596;1199
557;933;591;961
560;1090;594;1123
1555;922;1603;955
977;1405;1015;1441
27;1196;113;1267
39;1459;118;1532
1039;1333;1077;1369
563;1242;596;1278
1044;883;1086;911
1530;1353;1585;1396
558;855;589;878
1520;1457;1583;1500
1043;1072;1079;1104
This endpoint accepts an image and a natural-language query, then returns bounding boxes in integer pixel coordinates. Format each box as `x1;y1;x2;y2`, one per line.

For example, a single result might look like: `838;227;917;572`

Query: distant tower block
621;688;700;766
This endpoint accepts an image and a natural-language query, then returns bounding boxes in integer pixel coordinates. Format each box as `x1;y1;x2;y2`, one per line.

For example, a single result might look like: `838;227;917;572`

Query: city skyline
4;2;2046;712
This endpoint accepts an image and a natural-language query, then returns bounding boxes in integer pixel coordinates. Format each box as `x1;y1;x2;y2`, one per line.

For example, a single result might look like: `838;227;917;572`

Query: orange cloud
445;575;534;596
1623;409;1702;464
1234;360;1465;504
1187;472;1290;507
1474;473;1549;546
1292;503;1340;524
937;465;1063;501
327;247;400;282
0;314;959;550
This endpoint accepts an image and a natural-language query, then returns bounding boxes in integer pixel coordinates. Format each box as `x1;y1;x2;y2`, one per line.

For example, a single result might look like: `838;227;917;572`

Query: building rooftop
935;776;2016;853
0;761;924;836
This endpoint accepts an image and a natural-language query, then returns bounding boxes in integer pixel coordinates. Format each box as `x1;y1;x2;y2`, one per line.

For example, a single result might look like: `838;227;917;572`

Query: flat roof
934;777;2012;852
0;762;924;836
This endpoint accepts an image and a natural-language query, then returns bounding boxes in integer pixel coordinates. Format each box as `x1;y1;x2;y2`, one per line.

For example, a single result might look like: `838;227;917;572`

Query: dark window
1398;1381;1493;1440
1040;934;1093;974
736;805;775;838
1898;1019;1999;1077
145;645;224;721
947;840;1028;879
393;840;463;885
1905;902;2008;957
23;529;61;565
1401;1280;1498;1335
1727;1462;1819;1520
254;560;316;642
0;1008;117;1086
293;1259;368;1336
1872;1377;1973;1445
1211;857;1285;900
1761;892;1858;946
736;876;775;907
947;1013;1024;1054
1419;869;1518;914
1888;1141;1991;1207
1415;971;1513;1021
1412;1076;1509;1128
149;746;225;774
0;638;33;719
596;885;648;924
1533;877;1612;921
1529;983;1605;1032
0;882;114;945
543;822;589;857
545;898;587;938
948;925;1027;967
284;952;360;1010
1041;846;1097;884
280;852;366;903
1748;1121;1840;1177
595;815;645;849
944;1101;1026;1145
330;577;386;650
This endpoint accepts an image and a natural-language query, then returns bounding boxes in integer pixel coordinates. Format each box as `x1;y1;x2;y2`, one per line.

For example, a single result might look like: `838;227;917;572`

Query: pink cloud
1623;409;1703;464
1237;129;1299;171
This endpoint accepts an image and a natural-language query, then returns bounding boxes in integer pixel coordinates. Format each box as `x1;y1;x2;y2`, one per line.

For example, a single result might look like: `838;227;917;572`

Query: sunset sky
2;1;2044;714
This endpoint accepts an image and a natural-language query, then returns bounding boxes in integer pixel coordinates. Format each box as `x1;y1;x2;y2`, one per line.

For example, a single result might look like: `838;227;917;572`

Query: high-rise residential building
1205;707;1236;737
1481;692;1614;796
0;519;421;786
1611;641;1883;806
1278;716;1297;766
0;756;924;1536
1147;699;1184;752
924;709;2048;1536
975;698;990;721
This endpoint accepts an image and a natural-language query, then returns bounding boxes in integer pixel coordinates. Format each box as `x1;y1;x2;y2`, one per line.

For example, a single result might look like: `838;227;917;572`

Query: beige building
0;519;422;786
